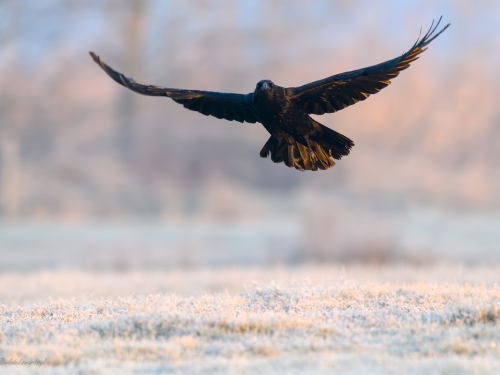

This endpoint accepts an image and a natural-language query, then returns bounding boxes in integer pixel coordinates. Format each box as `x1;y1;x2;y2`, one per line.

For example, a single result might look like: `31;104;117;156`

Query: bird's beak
261;82;268;91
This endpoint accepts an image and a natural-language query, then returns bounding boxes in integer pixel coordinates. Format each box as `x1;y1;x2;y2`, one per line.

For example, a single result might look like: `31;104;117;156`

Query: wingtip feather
89;51;99;63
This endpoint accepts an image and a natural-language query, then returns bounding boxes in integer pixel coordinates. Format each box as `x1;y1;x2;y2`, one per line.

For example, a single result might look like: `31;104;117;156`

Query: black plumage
90;18;449;171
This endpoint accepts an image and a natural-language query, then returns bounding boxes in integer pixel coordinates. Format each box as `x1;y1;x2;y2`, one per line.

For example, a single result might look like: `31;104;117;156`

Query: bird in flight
90;18;449;171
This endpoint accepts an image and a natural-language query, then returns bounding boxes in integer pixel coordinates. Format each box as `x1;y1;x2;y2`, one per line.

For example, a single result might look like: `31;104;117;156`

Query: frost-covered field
1;265;500;374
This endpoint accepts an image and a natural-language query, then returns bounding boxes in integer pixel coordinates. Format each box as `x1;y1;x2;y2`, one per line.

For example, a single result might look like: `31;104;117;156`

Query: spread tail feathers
260;125;353;171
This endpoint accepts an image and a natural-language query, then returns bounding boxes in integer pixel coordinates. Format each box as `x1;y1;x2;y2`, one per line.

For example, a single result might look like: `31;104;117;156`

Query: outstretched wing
290;17;450;115
89;52;259;124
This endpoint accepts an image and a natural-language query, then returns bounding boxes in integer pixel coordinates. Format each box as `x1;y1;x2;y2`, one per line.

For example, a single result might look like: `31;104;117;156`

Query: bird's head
255;79;275;95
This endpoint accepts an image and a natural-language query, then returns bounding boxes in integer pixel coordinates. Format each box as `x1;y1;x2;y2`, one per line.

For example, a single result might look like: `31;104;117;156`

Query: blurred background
0;0;499;270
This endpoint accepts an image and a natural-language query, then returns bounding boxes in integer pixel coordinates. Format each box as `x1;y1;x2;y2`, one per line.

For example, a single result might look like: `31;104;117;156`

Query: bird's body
250;81;347;170
90;18;449;171
253;82;309;137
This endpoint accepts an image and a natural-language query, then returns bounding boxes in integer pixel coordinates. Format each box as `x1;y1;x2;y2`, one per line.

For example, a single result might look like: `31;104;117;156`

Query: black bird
90;18;449;171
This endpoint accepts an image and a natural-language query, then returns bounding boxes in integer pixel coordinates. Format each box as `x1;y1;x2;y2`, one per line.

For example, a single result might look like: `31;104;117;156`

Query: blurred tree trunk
116;0;148;163
0;1;22;219
1;136;21;218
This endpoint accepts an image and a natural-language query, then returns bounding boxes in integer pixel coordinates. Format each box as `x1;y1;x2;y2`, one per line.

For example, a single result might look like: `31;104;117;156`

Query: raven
90;18;449;171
